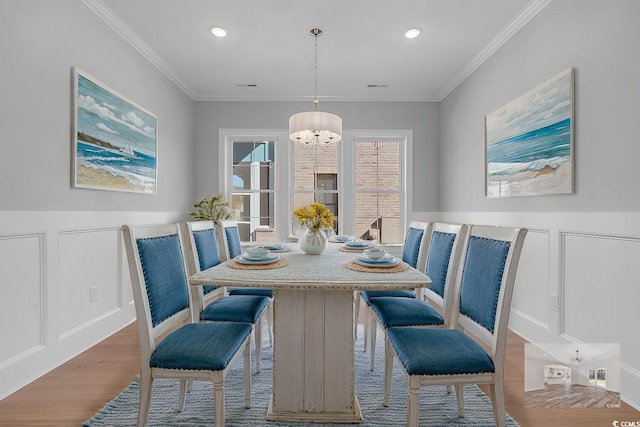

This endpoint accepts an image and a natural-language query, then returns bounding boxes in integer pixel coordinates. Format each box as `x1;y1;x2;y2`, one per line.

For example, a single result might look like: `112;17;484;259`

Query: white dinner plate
334;235;351;242
262;244;285;250
353;256;400;268
360;254;394;264
345;241;373;249
235;254;280;265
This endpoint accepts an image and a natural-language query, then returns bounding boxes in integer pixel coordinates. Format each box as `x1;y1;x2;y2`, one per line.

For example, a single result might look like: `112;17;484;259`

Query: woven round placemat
345;260;409;273
227;258;288;270
339;246;367;253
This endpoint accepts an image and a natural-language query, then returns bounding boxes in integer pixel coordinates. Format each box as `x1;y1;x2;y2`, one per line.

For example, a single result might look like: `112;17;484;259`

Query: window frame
219;128;412;242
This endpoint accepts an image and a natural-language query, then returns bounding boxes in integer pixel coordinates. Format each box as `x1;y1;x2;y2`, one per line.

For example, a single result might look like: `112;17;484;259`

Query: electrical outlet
90;286;98;303
549;294;559;312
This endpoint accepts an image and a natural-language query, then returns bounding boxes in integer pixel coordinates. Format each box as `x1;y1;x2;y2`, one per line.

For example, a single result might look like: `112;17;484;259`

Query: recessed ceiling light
209;27;227;38
404;28;421;39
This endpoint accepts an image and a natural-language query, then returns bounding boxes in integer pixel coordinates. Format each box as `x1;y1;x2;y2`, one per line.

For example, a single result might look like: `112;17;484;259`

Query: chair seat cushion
228;288;273;298
369;297;443;328
200;295;269;323
360;289;415;305
150;322;251;371
387;328;495;376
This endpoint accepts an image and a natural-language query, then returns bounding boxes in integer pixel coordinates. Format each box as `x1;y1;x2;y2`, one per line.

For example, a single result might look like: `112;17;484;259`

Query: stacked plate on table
353;248;400;268
261;243;285;251
333;235;352;243
343;240;374;250
235;247;280;265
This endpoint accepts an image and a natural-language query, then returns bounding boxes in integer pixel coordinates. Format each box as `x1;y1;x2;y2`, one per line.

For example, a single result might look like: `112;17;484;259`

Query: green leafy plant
190;194;232;225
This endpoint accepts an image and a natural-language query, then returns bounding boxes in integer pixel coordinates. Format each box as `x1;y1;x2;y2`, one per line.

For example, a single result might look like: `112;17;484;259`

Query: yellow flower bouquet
293;203;334;233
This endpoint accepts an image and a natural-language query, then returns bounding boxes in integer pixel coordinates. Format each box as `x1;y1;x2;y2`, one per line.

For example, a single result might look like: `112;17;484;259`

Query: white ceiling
88;0;548;102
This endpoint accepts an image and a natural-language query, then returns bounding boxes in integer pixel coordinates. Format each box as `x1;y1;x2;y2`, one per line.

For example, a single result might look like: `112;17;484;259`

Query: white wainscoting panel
511;228;550;330
58;227;121;339
0;211;186;401
0;233;44;365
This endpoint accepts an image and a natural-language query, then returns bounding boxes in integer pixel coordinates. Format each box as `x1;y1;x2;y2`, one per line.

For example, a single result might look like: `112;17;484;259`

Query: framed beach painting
485;68;574;198
72;67;157;194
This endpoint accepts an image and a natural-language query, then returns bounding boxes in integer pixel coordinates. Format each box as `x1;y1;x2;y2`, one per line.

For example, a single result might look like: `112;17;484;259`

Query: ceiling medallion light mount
289;28;342;149
571;350;584;363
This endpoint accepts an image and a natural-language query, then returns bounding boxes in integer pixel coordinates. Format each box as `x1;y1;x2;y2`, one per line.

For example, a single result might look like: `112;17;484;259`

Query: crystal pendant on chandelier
289;28;342;149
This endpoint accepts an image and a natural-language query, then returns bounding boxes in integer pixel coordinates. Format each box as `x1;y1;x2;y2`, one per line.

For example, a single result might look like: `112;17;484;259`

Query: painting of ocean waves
486;69;573;197
72;68;157;193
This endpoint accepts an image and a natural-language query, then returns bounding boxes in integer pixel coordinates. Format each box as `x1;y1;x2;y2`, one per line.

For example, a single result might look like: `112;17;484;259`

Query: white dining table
189;242;431;423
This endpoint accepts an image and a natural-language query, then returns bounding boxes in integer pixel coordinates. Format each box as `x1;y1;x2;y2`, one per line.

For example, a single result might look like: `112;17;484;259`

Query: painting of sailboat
72;67;157;193
485;68;573;198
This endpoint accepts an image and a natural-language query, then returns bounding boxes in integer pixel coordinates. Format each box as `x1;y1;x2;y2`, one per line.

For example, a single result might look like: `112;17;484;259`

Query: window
230;140;276;242
220;129;412;242
293;143;339;233
354;140;402;243
589;368;606;388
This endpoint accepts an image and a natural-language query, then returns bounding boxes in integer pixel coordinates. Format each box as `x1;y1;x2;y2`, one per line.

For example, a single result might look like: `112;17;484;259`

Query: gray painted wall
0;0;195;211
439;0;640;212
194;101;440;211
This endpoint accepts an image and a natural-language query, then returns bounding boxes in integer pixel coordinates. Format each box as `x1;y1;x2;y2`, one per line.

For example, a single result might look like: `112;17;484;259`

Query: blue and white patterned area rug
84;326;519;426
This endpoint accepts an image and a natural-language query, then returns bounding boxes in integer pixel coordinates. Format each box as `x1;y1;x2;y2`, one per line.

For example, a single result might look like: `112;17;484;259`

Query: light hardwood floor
0;323;638;426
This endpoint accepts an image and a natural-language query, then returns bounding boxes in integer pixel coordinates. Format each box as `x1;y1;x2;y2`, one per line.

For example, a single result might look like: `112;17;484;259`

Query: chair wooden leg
369;315;377;371
138;371;152;427
354;292;361;340
178;379;188;411
267;299;274;347
213;381;225;427
362;306;369;352
383;336;393;407
490;382;506;427
254;319;262;373
244;340;252;408
407;378;420;427
455;384;464;418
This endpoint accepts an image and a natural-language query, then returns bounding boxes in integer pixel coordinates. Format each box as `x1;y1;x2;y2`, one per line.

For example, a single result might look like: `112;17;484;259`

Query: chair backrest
401;221;432;271
451;224;527;366
217;219;243;261
423;222;469;327
182;221;224;313
122;223;192;364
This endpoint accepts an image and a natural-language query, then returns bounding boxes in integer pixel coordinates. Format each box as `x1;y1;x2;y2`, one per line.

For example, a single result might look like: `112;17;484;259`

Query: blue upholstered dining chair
122;223;253;427
355;221;432;356
368;222;468;372
182;220;270;373
217;219;274;345
382;224;527;427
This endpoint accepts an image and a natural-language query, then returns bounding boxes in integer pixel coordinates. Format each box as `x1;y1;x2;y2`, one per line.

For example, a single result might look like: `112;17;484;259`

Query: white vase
299;227;328;255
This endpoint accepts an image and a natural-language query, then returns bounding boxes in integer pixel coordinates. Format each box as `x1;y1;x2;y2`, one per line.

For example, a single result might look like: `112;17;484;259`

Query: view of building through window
354;140;402;243
225;133;404;243
231;140;276;242
293;143;339;234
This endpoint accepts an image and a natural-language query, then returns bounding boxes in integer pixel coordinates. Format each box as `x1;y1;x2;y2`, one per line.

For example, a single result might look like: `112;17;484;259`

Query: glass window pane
355;166;378;190
232;165;251;189
354;217;378;241
233;142;256;163
378;165;400;190
377;193;400;217
355;193;379;218
231;194;250;221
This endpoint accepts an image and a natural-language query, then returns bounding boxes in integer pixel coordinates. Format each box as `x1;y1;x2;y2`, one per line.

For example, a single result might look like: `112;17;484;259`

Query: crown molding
436;0;552;101
81;0;197;100
83;0;549;103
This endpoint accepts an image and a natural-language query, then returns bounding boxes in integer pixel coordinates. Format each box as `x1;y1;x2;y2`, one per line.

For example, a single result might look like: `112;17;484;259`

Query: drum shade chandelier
289;28;342;148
